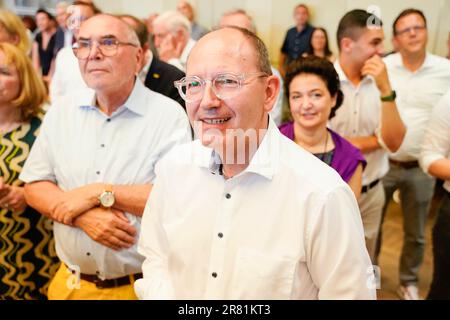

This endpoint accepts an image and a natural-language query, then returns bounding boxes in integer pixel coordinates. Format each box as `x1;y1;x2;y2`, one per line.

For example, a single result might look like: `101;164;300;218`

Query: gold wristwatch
98;184;115;208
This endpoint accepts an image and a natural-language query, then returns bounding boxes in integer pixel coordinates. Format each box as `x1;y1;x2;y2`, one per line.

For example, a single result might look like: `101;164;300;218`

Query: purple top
279;121;366;182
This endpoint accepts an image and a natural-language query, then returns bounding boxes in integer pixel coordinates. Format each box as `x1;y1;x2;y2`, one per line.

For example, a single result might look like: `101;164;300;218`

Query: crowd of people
0;0;449;300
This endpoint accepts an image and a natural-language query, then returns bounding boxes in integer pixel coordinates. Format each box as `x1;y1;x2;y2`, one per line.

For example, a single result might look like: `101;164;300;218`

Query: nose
376;43;385;56
87;41;102;60
199;82;221;110
300;96;313;109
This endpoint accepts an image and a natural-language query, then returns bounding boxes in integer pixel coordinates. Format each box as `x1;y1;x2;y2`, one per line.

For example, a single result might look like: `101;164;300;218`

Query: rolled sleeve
420;92;450;174
19;110;57;184
306;185;376;300
135;160;175;300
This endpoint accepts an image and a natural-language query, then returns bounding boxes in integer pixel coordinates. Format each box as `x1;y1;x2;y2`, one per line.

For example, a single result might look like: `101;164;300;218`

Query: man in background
279;3;314;77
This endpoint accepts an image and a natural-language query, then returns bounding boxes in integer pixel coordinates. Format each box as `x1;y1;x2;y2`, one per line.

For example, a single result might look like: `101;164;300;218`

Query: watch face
100;192;115;207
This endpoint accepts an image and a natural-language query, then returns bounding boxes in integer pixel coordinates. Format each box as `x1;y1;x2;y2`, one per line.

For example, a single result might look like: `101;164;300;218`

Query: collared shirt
384;53;450;161
168;38;196;72
329;61;389;186
281;24;314;63
420;90;450;193
134;119;375;300
20;80;192;279
50;46;89;103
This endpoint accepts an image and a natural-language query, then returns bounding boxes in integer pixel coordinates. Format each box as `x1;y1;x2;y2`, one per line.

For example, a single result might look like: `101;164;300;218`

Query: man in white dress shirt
152;11;196;72
420;90;450;300
379;9;450;300
329;9;406;263
134;26;375;300
20;14;191;300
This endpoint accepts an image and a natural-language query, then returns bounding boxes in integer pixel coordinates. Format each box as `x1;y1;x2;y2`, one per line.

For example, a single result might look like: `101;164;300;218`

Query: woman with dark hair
303;27;335;62
279;56;365;198
31;9;56;83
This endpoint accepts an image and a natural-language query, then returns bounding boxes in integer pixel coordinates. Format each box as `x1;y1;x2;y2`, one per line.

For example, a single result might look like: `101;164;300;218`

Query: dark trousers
427;190;450;299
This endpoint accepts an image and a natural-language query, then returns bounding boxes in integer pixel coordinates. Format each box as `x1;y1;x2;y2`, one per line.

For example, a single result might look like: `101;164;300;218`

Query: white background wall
4;0;449;64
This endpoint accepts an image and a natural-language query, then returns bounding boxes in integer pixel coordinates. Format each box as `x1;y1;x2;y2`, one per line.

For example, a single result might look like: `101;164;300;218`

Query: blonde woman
0;9;31;54
0;43;59;299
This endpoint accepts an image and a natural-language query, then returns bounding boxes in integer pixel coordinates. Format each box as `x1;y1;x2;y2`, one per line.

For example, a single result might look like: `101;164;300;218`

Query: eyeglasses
395;25;426;36
174;72;268;102
72;37;138;59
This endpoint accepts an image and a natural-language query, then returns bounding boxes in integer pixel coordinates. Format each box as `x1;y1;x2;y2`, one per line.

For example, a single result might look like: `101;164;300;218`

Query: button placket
205;182;234;296
93;116;112;179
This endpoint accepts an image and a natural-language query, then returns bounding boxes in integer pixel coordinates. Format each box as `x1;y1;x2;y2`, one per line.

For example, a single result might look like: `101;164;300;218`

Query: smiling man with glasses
20;14;191;300
377;8;450;300
135;26;375;300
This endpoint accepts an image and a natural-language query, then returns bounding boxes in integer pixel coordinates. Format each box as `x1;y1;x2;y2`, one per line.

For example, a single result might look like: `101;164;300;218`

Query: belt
361;179;380;194
389;159;419;169
67;265;142;289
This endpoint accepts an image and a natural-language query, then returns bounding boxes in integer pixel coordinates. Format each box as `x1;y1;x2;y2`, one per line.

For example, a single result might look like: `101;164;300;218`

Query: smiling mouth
301;112;317;116
202;118;231;124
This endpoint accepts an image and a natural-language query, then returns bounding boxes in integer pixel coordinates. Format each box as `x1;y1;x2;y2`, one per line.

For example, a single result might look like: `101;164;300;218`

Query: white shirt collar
78;78;148;116
199;117;279;180
389;52;435;71
334;59;374;85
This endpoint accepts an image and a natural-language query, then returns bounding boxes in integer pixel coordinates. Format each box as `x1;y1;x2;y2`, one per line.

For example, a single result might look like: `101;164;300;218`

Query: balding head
189;26;271;75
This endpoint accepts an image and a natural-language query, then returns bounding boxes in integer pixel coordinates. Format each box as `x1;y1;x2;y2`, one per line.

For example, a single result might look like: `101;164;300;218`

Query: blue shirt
20;79;192;279
281;24;314;63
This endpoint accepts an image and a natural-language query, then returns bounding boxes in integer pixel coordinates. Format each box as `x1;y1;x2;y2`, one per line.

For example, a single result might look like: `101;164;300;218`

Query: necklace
319;131;329;162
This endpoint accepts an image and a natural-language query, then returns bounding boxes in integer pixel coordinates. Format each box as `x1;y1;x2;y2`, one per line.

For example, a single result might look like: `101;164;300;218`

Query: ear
263;75;281;113
330;94;337;109
11;34;20;46
134;46;144;74
340;37;353;53
392;37;399;51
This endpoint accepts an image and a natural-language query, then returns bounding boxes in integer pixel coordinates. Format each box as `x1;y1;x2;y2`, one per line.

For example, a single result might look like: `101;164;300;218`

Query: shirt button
96;171;100;175
212;272;218;278
101;144;105;148
218;233;223;238
225;193;231;199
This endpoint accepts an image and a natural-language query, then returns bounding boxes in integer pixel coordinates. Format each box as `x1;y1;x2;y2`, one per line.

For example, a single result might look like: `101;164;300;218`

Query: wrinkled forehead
78;15;128;40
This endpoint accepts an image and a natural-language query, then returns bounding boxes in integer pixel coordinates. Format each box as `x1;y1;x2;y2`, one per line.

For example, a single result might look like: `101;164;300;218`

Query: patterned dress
0;115;60;300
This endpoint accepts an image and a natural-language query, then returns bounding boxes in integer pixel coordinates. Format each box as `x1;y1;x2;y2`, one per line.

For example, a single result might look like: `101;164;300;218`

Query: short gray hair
153;10;191;35
221;9;257;34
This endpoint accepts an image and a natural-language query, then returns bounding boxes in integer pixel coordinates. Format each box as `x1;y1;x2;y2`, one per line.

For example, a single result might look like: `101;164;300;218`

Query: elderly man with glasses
20;14;191;300
134;26;375;300
376;8;450;300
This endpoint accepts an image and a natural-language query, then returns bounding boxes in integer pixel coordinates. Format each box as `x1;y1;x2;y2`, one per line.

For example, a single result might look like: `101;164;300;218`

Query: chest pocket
228;247;297;300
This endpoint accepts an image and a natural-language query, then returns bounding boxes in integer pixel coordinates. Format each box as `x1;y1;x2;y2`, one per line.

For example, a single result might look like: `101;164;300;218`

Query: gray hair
153;10;191;35
221;9;257;34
